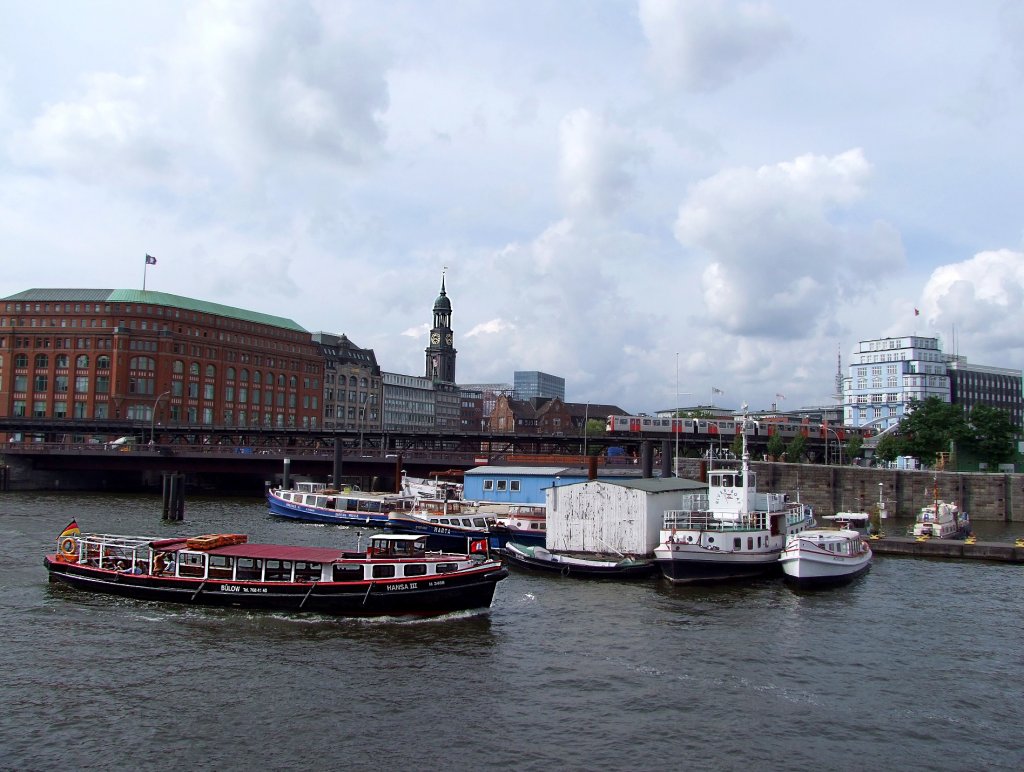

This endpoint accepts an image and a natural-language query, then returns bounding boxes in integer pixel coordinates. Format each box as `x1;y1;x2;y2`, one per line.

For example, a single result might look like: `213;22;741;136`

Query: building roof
4;288;307;332
465;466;572;476
568;477;707;493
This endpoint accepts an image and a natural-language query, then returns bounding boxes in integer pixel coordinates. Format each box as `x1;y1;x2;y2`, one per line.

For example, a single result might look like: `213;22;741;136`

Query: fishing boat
44;521;507;617
266;481;411;526
653;414;815;584
503;541;657;579
488;505;547;550
779;528;872;587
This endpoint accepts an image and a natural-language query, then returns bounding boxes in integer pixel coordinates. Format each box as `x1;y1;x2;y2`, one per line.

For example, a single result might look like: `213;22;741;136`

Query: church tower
425;271;457;383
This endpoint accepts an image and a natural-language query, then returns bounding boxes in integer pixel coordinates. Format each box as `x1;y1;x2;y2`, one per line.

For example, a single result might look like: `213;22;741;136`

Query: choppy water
1;492;1022;771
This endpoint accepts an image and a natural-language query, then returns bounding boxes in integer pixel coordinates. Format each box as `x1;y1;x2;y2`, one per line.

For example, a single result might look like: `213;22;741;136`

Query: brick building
0;289;323;433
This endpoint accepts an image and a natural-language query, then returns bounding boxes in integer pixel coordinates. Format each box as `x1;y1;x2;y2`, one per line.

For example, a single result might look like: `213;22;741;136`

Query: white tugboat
654;412;815;584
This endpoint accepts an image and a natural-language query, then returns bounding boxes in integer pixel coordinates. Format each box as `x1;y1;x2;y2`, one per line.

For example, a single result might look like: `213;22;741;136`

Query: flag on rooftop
712;387;723;394
145;254;157;265
914;307;919;316
776;393;786;400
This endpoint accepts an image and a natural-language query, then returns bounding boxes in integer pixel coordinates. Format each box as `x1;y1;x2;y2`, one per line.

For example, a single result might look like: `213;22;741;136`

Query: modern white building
843;335;1023;432
843;336;951;430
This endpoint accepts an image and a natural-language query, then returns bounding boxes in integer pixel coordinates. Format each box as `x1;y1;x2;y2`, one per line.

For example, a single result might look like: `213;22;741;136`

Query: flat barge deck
867;535;1024;563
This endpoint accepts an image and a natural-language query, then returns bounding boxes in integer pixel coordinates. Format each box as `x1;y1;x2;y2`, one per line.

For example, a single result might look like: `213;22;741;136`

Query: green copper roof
4;288;307;332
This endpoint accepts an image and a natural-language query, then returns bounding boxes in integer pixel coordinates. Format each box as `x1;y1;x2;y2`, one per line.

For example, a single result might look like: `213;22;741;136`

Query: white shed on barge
545;477;707;556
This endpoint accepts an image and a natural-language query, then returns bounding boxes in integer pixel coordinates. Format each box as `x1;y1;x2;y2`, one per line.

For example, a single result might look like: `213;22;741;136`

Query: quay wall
676;459;1024;522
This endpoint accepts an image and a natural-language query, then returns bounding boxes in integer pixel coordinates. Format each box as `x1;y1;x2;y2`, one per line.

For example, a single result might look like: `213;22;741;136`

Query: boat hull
384;514;495;551
654;544;783;584
780;554;871;587
266;493;392;527
44;556;507;617
780;533;872;588
504;543;657;579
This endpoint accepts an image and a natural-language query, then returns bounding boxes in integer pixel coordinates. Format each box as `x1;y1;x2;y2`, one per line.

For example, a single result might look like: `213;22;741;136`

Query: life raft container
185;534;248;550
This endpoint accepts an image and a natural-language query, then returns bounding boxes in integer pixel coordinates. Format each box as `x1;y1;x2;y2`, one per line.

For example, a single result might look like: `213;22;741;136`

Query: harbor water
1;492;1022;771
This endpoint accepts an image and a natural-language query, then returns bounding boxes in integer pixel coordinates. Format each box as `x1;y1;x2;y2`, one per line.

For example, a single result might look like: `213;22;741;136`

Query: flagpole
143;259;147;291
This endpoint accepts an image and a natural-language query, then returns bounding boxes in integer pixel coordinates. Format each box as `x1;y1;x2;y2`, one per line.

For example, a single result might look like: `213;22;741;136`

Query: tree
766;433;785;460
845;434;864;461
786;434;806;463
964;404;1017;467
873;433;904;464
730;432;744;458
898;397;970;463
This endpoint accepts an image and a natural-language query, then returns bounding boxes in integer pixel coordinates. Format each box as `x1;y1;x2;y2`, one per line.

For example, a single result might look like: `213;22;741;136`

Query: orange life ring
59;536;79;561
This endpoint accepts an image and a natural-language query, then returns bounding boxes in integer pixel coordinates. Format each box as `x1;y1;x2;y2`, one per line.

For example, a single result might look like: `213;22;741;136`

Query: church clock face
430;332;440;345
445;334;453;345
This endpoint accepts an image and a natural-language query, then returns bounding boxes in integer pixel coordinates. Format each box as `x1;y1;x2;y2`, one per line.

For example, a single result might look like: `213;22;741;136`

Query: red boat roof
206;543;348;561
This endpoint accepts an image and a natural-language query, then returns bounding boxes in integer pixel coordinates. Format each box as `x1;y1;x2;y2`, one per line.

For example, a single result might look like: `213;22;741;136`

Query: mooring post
282;458;291;490
333;441;343;490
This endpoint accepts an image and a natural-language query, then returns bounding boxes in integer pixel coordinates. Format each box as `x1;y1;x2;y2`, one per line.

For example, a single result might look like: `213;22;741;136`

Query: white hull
780;529;871;586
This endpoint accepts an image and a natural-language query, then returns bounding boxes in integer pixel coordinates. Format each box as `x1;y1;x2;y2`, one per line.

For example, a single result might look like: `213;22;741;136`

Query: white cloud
920;249;1024;357
674;149;905;339
638;0;793;92
466;319;515;337
558;108;646;218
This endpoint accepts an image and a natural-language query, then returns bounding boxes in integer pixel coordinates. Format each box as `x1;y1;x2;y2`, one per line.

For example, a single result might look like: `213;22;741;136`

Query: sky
2;0;1023;416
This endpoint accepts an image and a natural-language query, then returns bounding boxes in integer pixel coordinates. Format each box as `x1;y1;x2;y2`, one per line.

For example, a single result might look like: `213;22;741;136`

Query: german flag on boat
59;520;80;538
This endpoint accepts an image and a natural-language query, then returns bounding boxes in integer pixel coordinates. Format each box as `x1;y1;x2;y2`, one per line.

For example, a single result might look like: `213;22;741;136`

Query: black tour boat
45;521;507;617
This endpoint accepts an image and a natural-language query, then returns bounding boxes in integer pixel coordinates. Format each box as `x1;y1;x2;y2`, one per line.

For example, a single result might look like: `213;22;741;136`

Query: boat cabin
66;532;476;585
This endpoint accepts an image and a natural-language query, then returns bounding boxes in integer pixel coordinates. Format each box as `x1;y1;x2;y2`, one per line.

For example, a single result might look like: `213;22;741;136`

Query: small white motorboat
780;528;872;588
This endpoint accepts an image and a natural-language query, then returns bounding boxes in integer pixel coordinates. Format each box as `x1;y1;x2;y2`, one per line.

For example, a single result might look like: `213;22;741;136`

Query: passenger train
605;414;872;441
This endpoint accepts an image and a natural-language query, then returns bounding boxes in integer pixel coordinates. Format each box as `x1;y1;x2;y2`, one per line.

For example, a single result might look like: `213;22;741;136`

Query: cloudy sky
3;0;1023;415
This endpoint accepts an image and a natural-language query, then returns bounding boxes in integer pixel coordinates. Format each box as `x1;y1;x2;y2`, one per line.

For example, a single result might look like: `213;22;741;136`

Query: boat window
265;560;292;581
747;537;753;550
178;552;206;578
439;519;450;525
472;518;486;527
733;538;741;550
496;480;507;491
531;523;541;530
325;497;336;510
372;564;396;578
404;564;427;577
235;557;262;580
294;561;321;582
461;519;472;527
436;563;458;574
332;564;364;582
208;554;233;579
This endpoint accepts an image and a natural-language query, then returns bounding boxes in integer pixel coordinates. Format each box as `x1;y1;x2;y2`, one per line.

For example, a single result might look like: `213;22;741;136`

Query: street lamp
150;390;171;445
823;426;842;465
